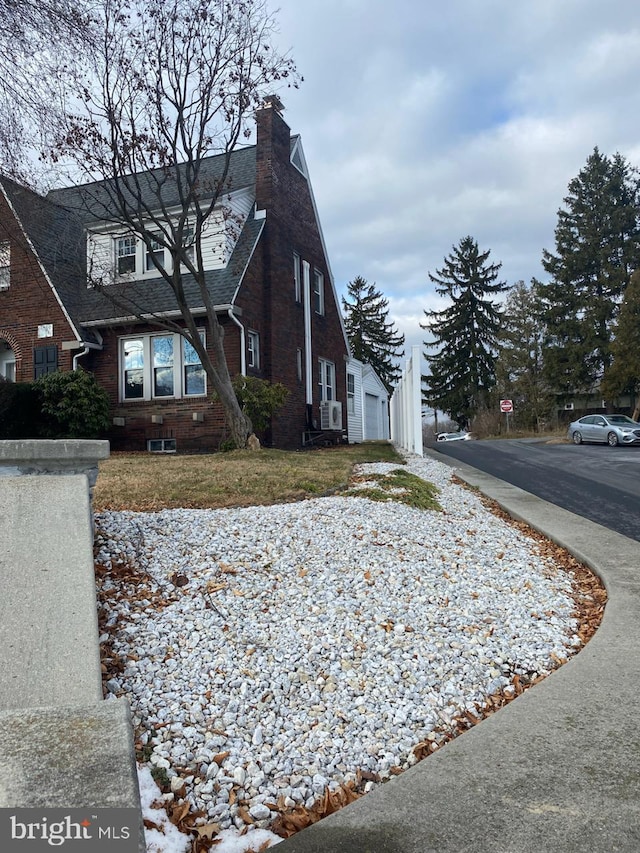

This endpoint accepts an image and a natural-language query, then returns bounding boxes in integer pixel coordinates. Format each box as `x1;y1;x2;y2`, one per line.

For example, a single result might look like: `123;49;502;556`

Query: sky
260;0;640;356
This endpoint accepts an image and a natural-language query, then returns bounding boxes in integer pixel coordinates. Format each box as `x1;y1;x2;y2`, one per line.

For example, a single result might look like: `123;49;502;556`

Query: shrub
232;375;289;433
0;379;42;438
35;368;110;438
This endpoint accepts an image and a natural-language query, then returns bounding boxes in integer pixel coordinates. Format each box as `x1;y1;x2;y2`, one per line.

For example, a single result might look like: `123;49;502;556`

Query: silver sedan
567;414;640;446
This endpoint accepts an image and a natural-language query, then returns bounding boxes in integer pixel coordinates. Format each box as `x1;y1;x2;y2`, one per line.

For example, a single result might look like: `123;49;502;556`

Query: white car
436;431;472;442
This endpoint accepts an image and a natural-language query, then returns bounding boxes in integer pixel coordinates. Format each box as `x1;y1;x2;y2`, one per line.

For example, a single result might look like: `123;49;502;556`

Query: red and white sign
500;399;513;413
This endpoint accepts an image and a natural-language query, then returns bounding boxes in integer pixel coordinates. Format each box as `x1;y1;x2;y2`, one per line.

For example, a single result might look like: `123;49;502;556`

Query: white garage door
365;393;380;439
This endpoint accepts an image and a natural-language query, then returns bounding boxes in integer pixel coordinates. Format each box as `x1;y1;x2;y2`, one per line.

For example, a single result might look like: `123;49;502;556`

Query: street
433;438;640;541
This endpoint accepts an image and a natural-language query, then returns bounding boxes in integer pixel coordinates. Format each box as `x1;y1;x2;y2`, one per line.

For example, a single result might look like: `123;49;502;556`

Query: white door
365;393;380;439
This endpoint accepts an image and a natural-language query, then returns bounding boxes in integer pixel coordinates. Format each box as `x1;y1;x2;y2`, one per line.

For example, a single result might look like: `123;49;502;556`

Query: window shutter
33;345;58;379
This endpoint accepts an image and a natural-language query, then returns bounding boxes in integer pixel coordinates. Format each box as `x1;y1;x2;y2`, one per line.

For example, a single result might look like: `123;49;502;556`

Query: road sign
500;399;513;413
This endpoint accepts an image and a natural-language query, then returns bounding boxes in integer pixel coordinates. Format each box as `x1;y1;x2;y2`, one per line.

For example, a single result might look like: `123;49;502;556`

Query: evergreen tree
422;236;507;428
601;269;640;420
342;276;405;391
537;148;640;397
495;281;553;430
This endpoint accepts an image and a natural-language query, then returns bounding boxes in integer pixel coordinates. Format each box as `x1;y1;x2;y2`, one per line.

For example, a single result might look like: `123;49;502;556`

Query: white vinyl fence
390;345;423;456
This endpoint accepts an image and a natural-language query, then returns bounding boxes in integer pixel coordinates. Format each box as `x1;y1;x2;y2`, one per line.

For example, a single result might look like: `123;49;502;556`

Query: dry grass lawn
93;441;404;511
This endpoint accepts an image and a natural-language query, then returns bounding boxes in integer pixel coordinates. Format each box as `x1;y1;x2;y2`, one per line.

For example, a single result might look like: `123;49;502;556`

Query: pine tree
537;148;640;397
601;269;640;420
342;276;405;392
495;281;553;430
422;236;506;428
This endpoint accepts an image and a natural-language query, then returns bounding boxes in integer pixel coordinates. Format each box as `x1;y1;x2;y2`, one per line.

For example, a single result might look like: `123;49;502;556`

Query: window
145;234;165;271
120;332;206;401
293;252;301;302
0;243;9;290
116;235;136;275
313;269;324;315
248;331;260;369
148;438;177;453
318;358;335;401
347;372;355;414
181;224;195;265
33;345;58;379
296;348;303;382
152;335;175;397
123;338;144;399
183;337;205;395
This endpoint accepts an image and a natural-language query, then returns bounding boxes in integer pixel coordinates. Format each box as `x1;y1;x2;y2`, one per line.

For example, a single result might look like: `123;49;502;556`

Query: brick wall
88;318;243;453
0;193;77;380
237;105;348;448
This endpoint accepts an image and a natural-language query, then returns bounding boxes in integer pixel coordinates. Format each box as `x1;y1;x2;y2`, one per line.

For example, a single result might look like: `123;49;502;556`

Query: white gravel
95;454;581;836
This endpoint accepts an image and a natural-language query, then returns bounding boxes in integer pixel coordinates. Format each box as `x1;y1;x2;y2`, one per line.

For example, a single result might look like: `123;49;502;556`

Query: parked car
436;431;473;442
567;414;640;446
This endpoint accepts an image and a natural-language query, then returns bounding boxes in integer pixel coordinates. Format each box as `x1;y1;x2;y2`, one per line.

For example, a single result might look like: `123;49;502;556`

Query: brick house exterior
0;100;350;451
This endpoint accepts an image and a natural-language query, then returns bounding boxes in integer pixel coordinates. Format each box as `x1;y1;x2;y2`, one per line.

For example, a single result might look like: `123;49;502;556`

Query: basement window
147;438;177;453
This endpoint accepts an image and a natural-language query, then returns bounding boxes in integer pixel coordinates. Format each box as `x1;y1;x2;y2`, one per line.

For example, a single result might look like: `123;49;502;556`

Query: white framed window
183;337;205;395
313;269;324;315
0;242;10;290
319;358;335;401
120;332;206;401
145;234;165;271
147;438;177;453
181;224;195;265
116;235;136;275
293;252;301;302
248;330;260;369
296;348;303;382
347;372;355;414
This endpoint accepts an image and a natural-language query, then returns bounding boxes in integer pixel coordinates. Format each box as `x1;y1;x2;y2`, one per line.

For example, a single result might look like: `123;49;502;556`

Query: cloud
272;0;640;355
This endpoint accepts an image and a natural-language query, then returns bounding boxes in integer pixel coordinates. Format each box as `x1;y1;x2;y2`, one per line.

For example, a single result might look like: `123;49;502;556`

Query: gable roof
0;177;102;344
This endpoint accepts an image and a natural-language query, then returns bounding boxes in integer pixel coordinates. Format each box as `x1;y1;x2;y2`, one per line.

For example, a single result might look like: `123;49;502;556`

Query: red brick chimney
255;95;292;211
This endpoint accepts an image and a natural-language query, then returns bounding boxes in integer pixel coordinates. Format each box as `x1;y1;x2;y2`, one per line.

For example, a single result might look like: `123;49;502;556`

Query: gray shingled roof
2;144;262;334
47;144;258;223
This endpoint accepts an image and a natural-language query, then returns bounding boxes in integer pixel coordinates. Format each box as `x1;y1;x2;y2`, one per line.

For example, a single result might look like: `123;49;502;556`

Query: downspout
302;260;313;428
72;332;103;370
227;308;246;376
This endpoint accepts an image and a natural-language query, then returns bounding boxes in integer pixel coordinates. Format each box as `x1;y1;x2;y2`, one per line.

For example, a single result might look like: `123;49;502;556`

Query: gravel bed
95;454;581;835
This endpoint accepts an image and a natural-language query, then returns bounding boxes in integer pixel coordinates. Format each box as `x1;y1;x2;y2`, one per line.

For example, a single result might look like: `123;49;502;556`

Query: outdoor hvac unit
564;403;575;411
320;400;343;430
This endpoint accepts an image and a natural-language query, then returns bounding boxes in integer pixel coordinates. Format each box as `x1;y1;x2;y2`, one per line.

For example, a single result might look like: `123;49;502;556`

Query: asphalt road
432;438;640;541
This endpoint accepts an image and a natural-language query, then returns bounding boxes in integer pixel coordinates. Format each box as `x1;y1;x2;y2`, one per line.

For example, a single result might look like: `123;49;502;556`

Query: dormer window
146;234;165;271
116;235;136;275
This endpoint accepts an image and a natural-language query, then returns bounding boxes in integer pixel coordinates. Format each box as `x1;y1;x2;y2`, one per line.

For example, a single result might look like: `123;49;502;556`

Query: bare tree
48;0;298;448
0;0;93;185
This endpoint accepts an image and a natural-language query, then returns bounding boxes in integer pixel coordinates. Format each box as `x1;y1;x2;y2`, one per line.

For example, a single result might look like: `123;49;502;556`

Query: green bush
0;379;42;438
35;368;110;438
232;375;289;433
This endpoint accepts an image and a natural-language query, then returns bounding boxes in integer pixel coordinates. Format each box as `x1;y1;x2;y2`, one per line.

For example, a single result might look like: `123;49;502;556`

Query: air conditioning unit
564;403;575;411
320;400;343;430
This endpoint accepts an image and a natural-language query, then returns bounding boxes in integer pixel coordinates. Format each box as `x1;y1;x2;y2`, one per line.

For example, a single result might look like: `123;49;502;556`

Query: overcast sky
264;0;640;356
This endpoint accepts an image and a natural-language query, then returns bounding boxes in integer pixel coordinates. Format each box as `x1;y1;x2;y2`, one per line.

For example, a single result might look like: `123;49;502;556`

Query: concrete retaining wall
0;440;144;849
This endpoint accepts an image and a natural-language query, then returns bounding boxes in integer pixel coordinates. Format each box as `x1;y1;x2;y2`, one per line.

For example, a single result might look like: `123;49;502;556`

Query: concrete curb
277;453;640;852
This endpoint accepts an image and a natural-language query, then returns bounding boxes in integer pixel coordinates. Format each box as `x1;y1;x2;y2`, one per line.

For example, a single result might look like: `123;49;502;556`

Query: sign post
500;399;513;433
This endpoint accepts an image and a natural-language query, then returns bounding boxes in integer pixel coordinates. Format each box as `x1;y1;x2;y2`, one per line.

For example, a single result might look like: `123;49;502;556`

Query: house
346;358;390;442
0;99;354;451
